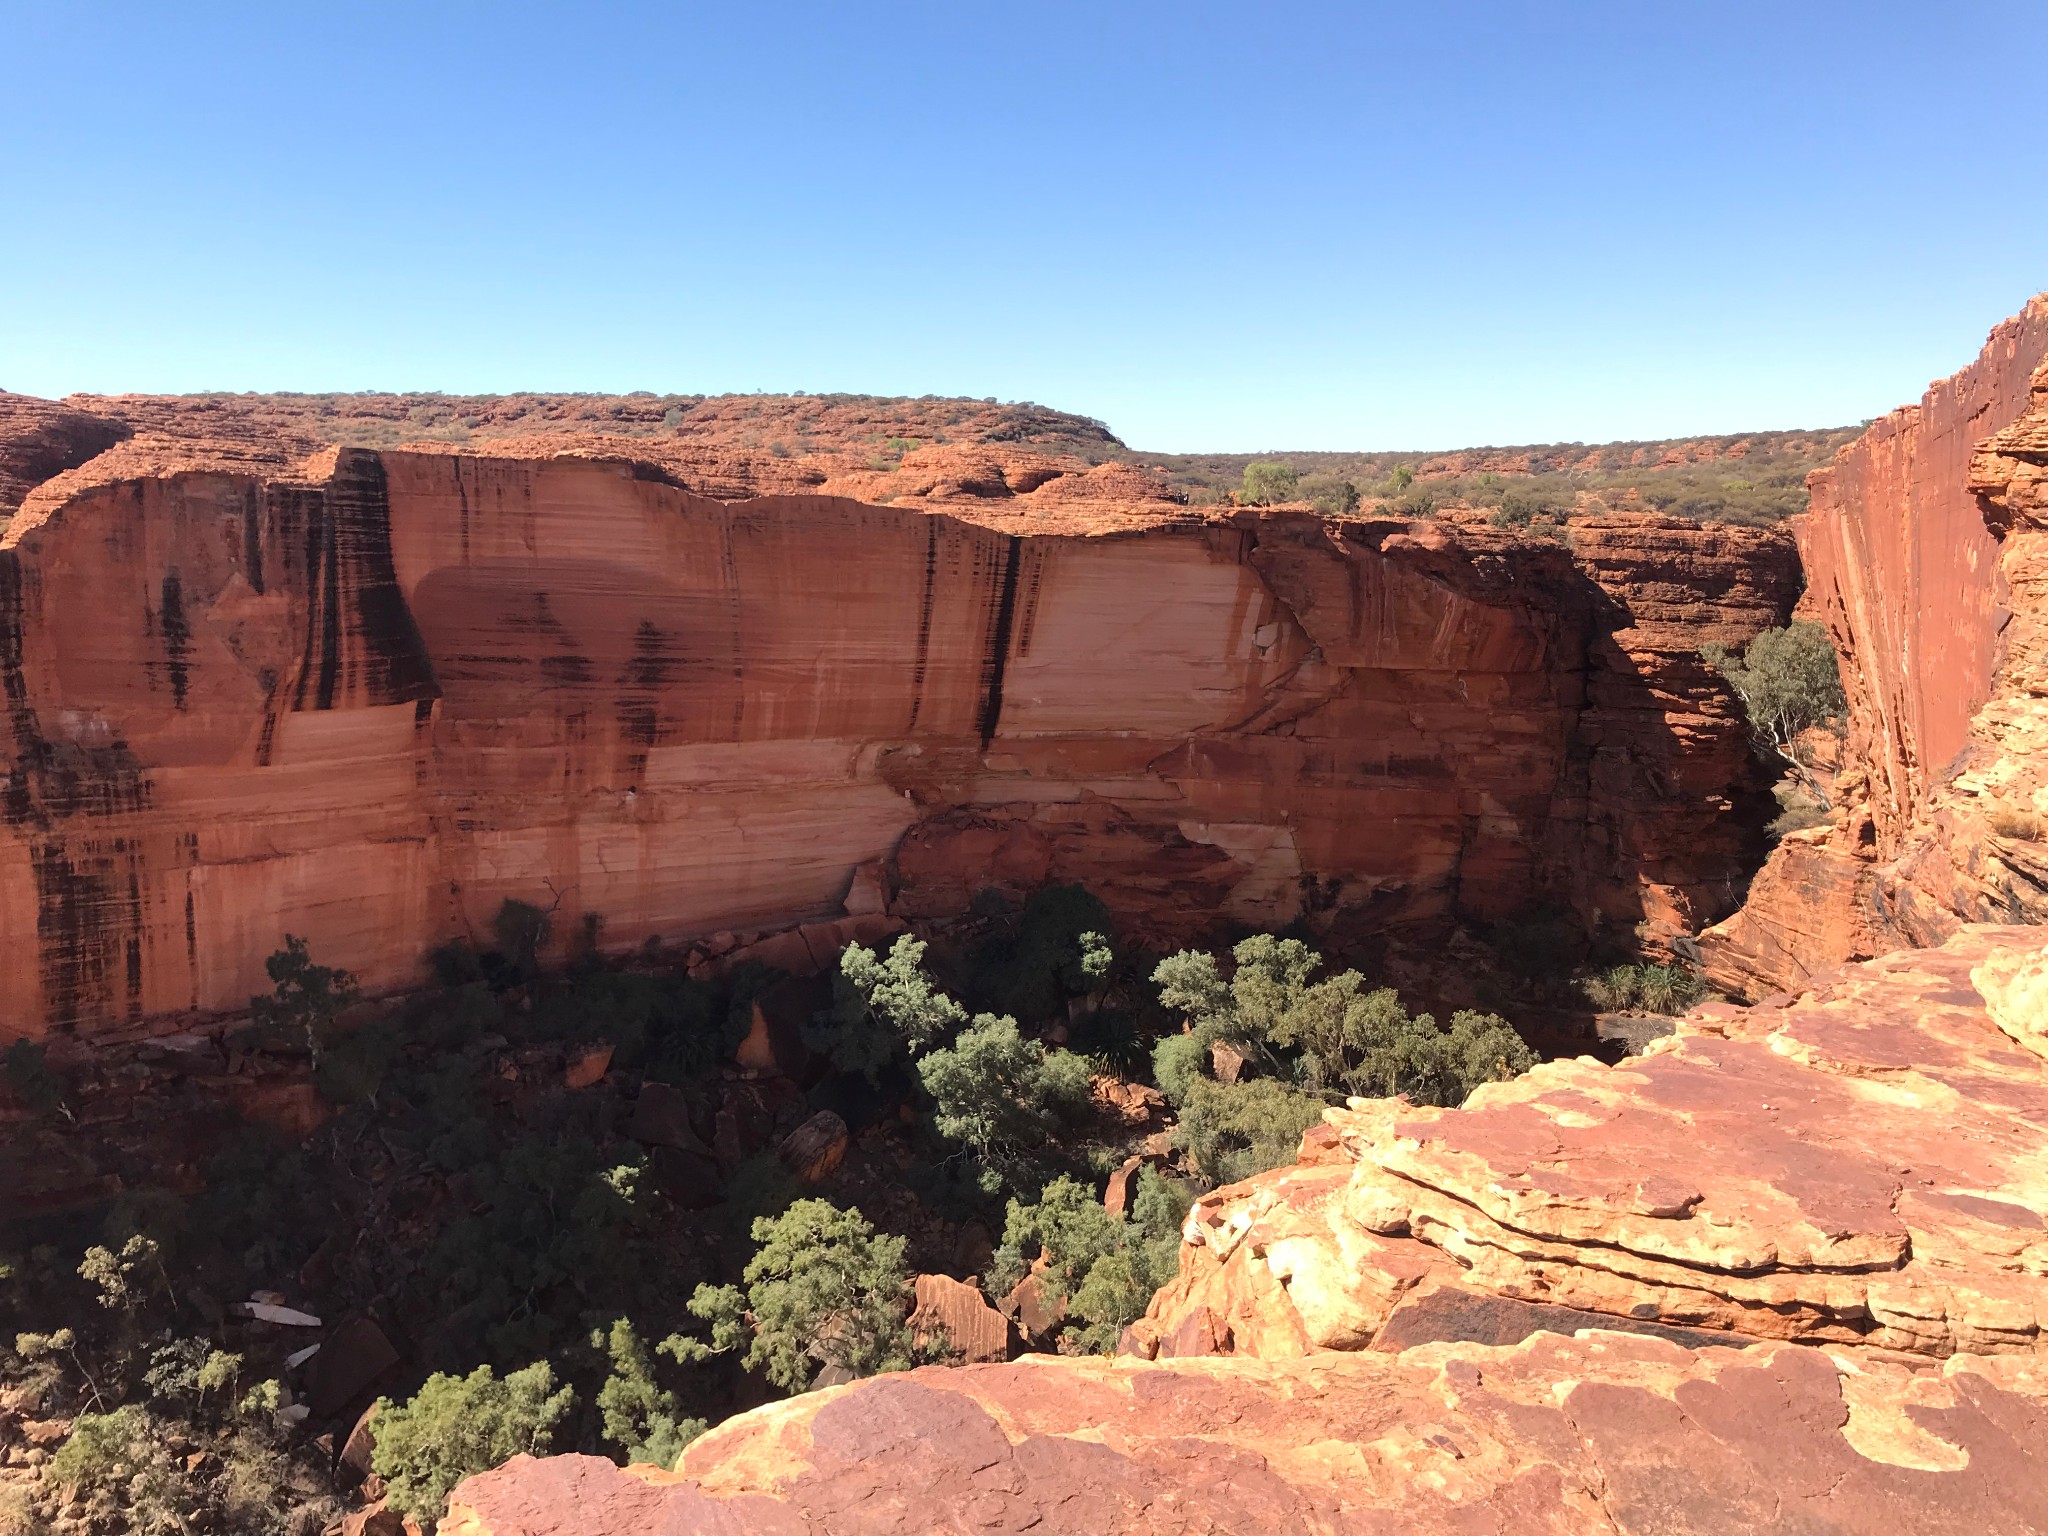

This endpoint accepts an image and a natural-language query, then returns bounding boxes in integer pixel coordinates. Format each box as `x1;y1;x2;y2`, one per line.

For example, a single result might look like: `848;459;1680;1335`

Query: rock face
0;418;1797;1038
1703;296;2048;997
440;1339;2048;1535
0;392;131;518
1136;926;2048;1362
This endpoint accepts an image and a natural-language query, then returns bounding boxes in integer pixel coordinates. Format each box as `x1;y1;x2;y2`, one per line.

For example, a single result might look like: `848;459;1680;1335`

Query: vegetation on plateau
1156;426;1862;527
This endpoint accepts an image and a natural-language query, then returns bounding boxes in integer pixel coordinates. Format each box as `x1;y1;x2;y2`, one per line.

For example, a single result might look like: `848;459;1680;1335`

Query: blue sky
3;2;2043;451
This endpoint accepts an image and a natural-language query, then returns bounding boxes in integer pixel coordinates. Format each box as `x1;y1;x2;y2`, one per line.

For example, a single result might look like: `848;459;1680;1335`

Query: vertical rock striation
0;428;1797;1039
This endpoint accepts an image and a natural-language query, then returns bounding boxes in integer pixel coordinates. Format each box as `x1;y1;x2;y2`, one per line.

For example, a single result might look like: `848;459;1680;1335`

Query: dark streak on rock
242;482;265;595
159;570;191;710
291;451;439;712
976;535;1023;748
906;520;938;732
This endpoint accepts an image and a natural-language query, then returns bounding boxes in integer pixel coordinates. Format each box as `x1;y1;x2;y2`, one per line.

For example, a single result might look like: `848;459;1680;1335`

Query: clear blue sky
4;2;2043;451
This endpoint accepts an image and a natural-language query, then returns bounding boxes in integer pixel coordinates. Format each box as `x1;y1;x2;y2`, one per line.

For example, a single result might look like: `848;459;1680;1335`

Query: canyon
428;301;2048;1533
8;297;2048;1535
0;396;1799;1042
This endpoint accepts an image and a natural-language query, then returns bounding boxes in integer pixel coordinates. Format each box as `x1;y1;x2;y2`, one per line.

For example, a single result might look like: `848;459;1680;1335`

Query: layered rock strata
1135;926;2048;1362
1704;296;2048;996
440;1338;2048;1535
0;429;1795;1038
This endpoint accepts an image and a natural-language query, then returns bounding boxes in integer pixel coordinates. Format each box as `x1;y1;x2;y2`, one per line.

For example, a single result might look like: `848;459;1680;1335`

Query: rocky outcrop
0;392;130;517
440;1338;2048;1534
0;426;1796;1038
1704;296;2048;996
1135;926;2048;1362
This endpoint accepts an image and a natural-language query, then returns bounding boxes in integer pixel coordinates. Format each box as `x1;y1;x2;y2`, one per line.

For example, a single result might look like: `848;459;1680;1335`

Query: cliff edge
1702;296;2048;996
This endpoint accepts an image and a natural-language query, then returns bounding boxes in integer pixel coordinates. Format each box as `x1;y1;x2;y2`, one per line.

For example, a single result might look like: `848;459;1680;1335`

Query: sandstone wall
0;441;1794;1039
1703;296;2048;996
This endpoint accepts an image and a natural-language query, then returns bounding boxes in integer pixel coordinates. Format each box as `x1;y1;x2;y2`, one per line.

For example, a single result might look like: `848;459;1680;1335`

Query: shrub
1;1039;64;1115
808;935;966;1079
490;898;553;983
1297;473;1359;516
1150;935;1534;1107
49;1405;159;1496
917;1015;1094;1191
1988;806;2043;841
424;1137;648;1365
1702;621;1846;769
1238;461;1299;506
373;1362;574;1528
986;1169;1192;1352
1490;485;1572;527
1174;1079;1327;1185
1583;962;1708;1016
248;935;358;1058
1151;1032;1207;1108
677;1200;912;1394
961;884;1113;1026
592;1318;706;1468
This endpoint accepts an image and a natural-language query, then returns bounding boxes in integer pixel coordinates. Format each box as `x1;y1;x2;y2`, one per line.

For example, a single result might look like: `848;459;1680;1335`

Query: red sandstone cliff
1703;296;2048;996
0;420;1796;1037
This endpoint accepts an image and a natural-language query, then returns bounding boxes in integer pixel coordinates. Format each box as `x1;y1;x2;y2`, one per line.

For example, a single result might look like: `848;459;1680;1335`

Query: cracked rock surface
442;1336;2048;1534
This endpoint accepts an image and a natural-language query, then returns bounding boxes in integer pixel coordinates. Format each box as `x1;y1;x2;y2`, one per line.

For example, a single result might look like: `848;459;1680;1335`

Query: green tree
372;1362;574;1529
1151;1031;1207;1108
424;1140;648;1363
79;1234;168;1314
808;935;967;1079
1297;473;1360;516
1238;461;1300;506
916;1014;1093;1190
249;935;359;1061
676;1200;912;1395
986;1169;1191;1352
1174;1078;1327;1184
592;1319;706;1468
1151;935;1534;1108
1702;620;1846;800
963;884;1115;1025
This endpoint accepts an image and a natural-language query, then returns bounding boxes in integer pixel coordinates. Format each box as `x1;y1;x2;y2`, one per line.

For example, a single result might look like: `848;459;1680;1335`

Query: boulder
997;1266;1064;1346
306;1318;400;1419
625;1082;709;1153
341;1504;406;1536
1102;1153;1167;1219
775;1111;849;1184
907;1274;1017;1364
562;1043;613;1091
336;1403;378;1485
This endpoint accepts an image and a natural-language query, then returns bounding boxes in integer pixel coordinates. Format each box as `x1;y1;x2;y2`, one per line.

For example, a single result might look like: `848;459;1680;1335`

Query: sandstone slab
443;1336;2048;1534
